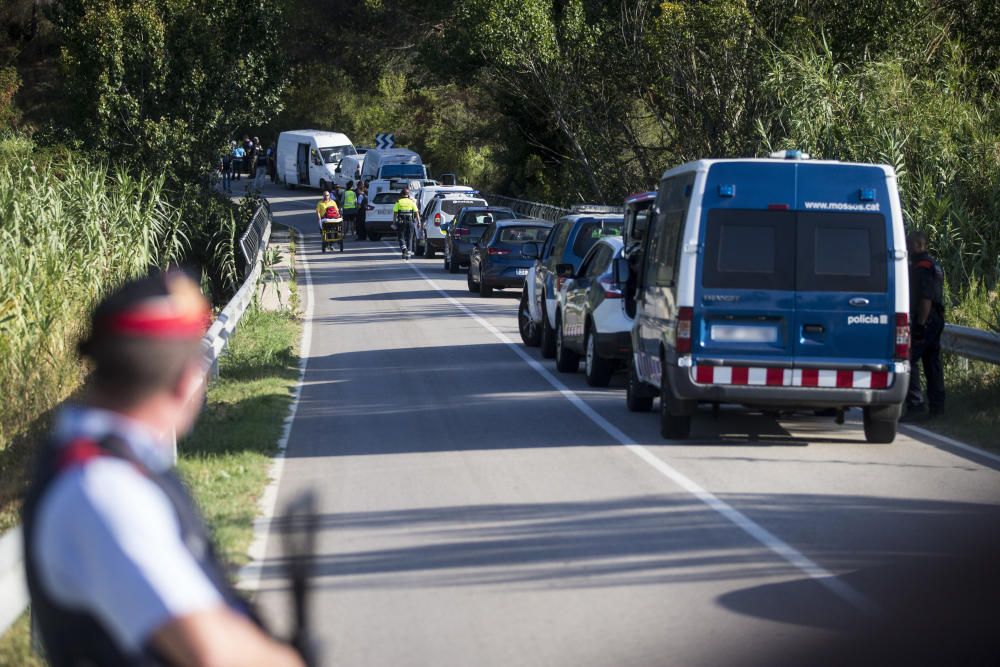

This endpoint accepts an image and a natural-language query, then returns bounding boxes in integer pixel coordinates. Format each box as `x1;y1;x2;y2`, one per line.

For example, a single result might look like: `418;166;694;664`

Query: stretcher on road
321;217;344;253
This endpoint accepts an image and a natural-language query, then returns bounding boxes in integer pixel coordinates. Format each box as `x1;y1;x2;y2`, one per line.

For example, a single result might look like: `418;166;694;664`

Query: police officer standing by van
22;270;305;667
905;230;946;418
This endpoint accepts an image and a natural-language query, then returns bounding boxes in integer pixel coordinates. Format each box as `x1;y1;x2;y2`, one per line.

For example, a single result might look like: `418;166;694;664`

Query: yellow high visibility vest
344;189;357;210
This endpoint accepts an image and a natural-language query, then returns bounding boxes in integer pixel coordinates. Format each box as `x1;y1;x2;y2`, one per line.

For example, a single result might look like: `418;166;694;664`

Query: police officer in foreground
904;230;946;419
342;180;358;238
392;186;420;260
22;270;305;667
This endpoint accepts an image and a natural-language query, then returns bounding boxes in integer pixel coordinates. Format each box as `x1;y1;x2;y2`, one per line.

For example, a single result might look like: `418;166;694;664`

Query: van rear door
792;210;893;374
697;208;797;368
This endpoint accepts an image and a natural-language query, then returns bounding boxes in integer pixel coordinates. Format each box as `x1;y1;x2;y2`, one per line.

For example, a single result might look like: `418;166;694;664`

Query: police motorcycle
320;205;345;253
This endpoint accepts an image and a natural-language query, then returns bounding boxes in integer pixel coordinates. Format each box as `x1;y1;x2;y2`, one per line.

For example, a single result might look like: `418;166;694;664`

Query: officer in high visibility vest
393;186;420;260
343;180;358;238
904;230;946;419
22;270;305;667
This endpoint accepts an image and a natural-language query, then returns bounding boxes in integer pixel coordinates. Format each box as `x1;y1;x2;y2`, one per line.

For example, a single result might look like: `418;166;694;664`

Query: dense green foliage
269;0;999;314
0;134;185;450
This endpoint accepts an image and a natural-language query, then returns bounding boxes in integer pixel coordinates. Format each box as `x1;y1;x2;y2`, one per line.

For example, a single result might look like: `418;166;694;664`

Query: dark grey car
442;207;516;273
467;219;553;297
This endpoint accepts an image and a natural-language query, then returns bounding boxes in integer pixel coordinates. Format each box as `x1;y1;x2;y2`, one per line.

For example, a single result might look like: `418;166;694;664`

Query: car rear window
459;210;515;226
702;209;796;290
373;192;402;204
571;220;624;257
498;226;551;243
703;209;888;292
441;198;486;216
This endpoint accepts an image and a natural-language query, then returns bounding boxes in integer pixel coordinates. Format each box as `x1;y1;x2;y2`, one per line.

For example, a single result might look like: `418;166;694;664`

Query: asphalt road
254;186;1000;667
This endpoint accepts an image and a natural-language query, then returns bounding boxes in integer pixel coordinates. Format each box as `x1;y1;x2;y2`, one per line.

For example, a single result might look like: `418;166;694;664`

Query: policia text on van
626;152;910;444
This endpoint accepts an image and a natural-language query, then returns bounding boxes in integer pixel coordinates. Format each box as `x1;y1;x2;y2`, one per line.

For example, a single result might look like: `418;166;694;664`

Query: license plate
516;268;528;276
711;325;778;343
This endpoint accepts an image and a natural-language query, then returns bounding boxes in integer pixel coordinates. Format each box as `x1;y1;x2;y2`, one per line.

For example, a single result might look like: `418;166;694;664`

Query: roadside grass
912;356;1000;453
0;305;301;666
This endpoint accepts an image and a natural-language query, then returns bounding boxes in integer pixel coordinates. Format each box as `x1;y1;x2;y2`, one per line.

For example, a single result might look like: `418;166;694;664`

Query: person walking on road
355;183;368;241
342;180;358;238
21;270;305;667
904;230;946;419
392;186;420;260
316;190;340;231
253;144;269;193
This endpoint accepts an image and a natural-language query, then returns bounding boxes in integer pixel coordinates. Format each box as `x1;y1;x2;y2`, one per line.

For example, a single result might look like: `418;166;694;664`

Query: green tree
52;0;288;181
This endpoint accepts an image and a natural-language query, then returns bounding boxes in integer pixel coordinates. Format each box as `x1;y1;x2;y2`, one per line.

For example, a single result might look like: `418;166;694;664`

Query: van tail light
895;313;910;360
487;247;510;256
598;276;622;298
434;213;442;227
676;307;694;353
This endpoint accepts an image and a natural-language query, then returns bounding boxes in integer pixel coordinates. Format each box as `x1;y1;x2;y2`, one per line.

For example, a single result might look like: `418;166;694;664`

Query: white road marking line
391;244;880;616
901;423;1000;466
239;225;316;592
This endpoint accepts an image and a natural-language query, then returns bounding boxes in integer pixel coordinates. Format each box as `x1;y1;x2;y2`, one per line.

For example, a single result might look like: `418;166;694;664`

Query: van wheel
320;179;328;191
660;367;692;439
627;356;654;412
863;406;898;443
555;315;580;373
518;294;541;347
584;325;613;387
540;300;557;359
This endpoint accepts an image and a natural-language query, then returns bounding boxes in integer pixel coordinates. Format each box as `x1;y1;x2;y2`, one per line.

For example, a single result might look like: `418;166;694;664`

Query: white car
553;237;633;386
416;192;487;258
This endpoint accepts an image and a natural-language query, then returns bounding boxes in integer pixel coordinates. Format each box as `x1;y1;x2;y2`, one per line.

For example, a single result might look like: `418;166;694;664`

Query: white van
360;148;427;183
333;154;365;188
276;130;357;190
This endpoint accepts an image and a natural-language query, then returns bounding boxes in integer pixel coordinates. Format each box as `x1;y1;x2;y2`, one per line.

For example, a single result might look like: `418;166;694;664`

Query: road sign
375;133;395;150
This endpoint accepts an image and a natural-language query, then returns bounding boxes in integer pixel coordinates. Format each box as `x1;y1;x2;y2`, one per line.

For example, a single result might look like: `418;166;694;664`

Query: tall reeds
0;139;187;448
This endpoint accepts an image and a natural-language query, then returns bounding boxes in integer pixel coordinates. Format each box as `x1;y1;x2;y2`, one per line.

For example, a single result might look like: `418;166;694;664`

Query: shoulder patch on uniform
57;438;105;471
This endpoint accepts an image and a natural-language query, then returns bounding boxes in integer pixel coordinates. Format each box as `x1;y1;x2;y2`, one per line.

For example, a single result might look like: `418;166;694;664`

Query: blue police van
626;151;911;443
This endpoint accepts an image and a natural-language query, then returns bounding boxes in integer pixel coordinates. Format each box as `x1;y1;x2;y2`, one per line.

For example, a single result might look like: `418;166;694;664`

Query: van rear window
441;199;486;216
373;193;402;204
797;212;887;292
702;209;888;293
703;210;796;290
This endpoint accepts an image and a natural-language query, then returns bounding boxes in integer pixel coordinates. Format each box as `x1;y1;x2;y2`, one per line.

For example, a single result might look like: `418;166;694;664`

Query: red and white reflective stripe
692;366;892;389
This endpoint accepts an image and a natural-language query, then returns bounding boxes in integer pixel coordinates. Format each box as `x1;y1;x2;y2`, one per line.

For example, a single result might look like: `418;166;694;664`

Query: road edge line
393;244;880;617
899;423;1000;467
238;225;315;592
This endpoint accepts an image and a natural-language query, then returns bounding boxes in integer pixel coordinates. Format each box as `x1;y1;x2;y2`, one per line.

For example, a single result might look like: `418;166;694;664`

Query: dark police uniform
907;251;945;414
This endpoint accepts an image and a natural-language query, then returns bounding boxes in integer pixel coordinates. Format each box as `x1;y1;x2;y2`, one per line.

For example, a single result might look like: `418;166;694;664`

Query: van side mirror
521;242;540;260
612;257;631;285
335;166;342;173
556;263;575;278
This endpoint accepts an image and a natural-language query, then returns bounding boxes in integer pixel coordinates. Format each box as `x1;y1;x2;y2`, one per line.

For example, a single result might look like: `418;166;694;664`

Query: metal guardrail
484;194;570;223
942;324;1000;365
0;202;273;640
240;199;272;272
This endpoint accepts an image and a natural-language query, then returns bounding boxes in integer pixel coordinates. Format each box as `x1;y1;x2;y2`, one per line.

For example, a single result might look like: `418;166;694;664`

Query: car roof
593;236;624;251
498;218;553;226
460;206;514;213
625;191;656;205
558;213;625;224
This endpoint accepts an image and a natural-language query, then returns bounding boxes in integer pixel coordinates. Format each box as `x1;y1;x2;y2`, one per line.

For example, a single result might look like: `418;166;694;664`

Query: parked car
467;219;553;297
442;206;516;273
629;151;910;442
550;237;633;386
364;189;404;241
416;190;487;258
518;212;625;358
